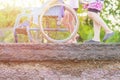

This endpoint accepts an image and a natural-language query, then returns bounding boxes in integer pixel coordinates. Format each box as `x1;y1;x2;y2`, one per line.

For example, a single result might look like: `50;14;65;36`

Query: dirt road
0;60;119;80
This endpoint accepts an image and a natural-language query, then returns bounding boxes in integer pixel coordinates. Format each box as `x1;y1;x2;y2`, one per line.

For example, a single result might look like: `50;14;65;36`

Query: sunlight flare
0;0;43;9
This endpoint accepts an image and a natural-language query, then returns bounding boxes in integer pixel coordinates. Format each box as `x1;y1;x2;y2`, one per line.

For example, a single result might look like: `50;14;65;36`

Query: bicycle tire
39;3;79;43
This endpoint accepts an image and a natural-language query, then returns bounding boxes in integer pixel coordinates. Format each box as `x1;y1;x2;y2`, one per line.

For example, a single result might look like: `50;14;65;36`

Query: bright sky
0;0;43;9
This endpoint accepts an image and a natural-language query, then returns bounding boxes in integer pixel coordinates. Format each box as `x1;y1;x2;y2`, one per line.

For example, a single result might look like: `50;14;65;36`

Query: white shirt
64;0;79;8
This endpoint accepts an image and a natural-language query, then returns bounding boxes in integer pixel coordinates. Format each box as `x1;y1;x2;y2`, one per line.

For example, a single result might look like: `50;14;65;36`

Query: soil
0;60;119;80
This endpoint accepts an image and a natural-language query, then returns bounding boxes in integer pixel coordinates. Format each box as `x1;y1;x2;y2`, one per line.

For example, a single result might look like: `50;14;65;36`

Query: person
62;0;79;43
81;0;114;43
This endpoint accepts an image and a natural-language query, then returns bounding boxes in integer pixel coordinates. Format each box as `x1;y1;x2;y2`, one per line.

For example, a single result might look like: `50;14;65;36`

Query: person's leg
84;18;101;43
92;21;101;41
67;11;79;43
88;11;114;42
88;11;113;34
62;11;71;31
62;10;78;43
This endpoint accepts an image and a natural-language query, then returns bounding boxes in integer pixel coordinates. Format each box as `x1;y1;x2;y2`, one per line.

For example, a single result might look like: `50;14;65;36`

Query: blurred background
0;0;119;43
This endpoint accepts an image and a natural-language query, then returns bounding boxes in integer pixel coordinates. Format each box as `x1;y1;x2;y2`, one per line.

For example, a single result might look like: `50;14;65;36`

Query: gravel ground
0;60;119;80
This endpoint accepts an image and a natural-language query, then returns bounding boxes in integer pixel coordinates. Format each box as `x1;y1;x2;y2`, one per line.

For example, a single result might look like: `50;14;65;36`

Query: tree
102;0;120;31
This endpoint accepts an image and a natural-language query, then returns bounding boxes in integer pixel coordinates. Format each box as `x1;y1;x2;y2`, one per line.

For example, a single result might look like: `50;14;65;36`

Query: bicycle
13;0;79;43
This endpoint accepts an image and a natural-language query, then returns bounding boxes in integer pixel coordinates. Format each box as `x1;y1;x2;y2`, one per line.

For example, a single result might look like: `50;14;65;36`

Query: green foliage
77;17;93;42
102;0;120;31
0;29;14;43
106;31;120;43
0;7;21;28
4;30;14;43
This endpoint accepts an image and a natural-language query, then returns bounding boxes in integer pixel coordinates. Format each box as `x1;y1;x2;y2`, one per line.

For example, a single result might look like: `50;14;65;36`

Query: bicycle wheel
39;3;79;43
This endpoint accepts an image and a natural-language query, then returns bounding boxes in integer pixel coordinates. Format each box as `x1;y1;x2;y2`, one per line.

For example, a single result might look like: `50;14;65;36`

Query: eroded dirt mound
0;60;120;80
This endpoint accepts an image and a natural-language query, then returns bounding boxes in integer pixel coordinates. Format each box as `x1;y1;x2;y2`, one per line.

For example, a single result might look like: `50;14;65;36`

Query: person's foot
67;39;77;43
84;40;100;44
103;32;114;42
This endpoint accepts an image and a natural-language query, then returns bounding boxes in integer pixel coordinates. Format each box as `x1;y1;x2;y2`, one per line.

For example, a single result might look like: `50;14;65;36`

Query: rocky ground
0;60;119;80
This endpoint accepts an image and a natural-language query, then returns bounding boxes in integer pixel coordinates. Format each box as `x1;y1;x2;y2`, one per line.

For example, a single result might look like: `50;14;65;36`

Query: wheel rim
39;3;79;43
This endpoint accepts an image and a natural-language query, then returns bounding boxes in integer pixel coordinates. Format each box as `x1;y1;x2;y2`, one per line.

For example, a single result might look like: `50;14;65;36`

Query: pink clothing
84;1;104;11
